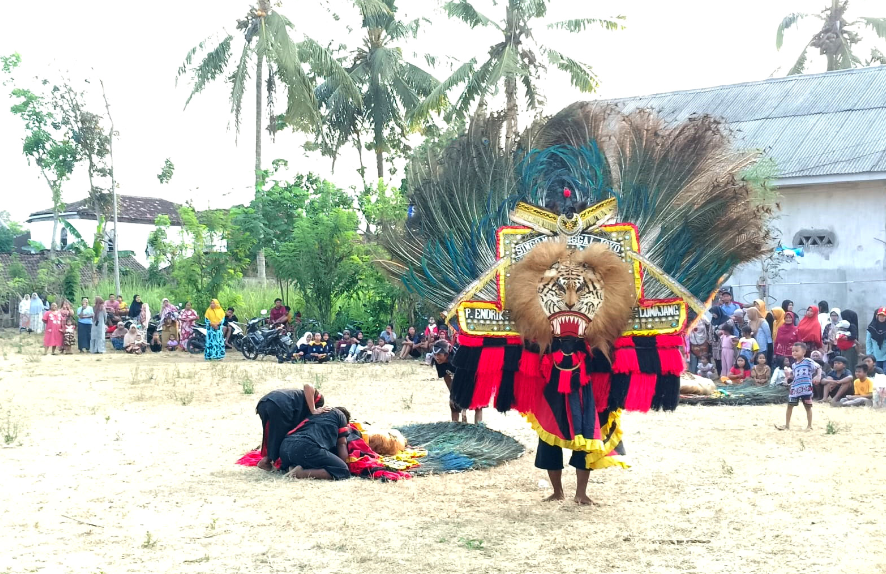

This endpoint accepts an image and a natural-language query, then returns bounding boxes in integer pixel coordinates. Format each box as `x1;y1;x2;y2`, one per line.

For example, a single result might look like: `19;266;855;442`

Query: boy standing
777;342;814;430
433;340;482;424
838;366;873;407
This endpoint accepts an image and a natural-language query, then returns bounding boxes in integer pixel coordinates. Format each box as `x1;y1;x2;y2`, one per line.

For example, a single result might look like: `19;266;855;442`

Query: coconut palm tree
314;0;443;181
177;1;361;280
411;0;624;153
777;0;886;75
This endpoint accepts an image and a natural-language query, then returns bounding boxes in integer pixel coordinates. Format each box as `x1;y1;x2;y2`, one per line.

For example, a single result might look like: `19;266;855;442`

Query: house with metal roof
608;65;886;317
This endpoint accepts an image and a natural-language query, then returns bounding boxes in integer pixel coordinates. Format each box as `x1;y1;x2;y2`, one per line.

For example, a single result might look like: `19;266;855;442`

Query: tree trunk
50;211;58;257
504;76;518;154
375;147;384;181
255;51;267;283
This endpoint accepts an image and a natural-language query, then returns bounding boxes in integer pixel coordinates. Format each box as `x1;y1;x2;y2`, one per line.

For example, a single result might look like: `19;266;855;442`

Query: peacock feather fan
380;103;775;307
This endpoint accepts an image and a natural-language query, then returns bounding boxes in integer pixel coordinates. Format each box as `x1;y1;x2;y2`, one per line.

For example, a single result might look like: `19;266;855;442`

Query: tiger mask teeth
550;313;589;338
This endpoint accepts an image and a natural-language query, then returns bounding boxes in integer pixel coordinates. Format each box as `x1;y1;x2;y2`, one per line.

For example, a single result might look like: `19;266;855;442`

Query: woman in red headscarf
797;305;823;356
774;311;800;366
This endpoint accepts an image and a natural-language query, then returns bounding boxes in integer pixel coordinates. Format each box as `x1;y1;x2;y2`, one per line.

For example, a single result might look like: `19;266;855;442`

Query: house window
60;227;68;248
793;229;835;248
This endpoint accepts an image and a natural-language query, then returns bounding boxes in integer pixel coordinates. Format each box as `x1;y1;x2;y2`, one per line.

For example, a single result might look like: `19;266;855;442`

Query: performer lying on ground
256;384;329;471
282;407;352;480
433;340;482;424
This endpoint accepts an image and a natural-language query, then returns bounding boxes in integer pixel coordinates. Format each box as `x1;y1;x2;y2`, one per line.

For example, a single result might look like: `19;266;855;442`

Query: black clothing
292;409;348;451
256;389;322;462
77;322;91;351
128;300;142;319
278;409;350;478
223;314;239;327
435;360;453;379
534;436;626;471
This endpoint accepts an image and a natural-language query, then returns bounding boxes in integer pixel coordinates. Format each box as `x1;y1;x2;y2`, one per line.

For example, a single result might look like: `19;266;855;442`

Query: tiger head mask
506;241;637;353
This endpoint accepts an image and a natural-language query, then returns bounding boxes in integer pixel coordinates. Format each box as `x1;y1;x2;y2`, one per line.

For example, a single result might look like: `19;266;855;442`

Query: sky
0;0;883;224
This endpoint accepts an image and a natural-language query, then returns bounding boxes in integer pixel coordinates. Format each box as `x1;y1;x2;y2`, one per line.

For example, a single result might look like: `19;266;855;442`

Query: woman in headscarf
178;301;198;352
124;325;145;354
18;294;31;332
797;305;823;356
688;313;713;374
866;307;886;369
90;296;107;354
754;299;775;338
771;307;785;342
59;299;74;326
160;298;178;322
782;299;799;326
822;307;841;361
139;301;151;331
774;311;800;366
42;302;63;355
840;309;860;370
746;307;773;366
29;293;45;334
128;295;143;320
204;299;226;361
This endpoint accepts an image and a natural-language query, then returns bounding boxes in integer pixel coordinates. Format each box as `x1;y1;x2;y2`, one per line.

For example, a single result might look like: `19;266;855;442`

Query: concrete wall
726;179;886;327
28;218;183;267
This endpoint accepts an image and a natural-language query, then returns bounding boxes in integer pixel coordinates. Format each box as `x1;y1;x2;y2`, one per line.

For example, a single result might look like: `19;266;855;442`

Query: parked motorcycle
241;312;292;361
188;321;244;354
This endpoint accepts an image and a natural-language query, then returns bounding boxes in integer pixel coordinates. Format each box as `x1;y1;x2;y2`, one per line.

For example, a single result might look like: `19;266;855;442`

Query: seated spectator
321;332;333;352
124;326;146;354
398;326;421;360
269;298;289;327
306;332;329;363
150;332;163;353
862;354;885;376
379;324;397;350
838;365;873;407
336;331;353;359
117;295;128;317
222;307;239;347
819;356;853;403
770;357;792;386
110;321;127;351
159;315;179;350
345;332;366;361
106;293;121;322
372;338;394;363
726;356;751;384
751;352;770;386
167;333;180;351
357;339;375;363
696;353;717;380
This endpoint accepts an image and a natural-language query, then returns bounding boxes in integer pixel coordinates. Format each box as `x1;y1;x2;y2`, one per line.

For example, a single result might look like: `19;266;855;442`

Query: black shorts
279;436;350;480
534;437;627;471
788;394;813;406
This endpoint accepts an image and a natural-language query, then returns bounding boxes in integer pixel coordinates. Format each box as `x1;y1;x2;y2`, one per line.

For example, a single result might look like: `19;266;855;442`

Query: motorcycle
241;312;292;361
188;320;244;354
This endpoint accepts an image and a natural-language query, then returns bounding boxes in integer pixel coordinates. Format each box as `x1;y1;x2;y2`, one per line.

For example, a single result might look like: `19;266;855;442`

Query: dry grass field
1;331;884;574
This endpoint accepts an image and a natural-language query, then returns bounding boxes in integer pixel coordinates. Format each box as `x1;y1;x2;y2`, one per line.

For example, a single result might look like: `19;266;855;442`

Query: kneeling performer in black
281;407;352;480
256;384;328;471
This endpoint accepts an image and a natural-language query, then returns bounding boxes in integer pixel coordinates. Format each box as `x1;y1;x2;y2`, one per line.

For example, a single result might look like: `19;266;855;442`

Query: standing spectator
160;298;178;322
687;315;712;374
865;307;886;370
822;308;842;361
29;293;45;334
746;307;773;366
773;311;799;366
817;301;830;334
398;326;421;360
839;309;860;370
781;300;800;326
718;323;737;377
62;316;76;354
797;305;823;356
753;299;774;338
77;297;94;353
90;297;107;354
718;288;741;316
731;308;747;333
736;326;759;364
204;299;226;361
709;308;727;374
42;302;63;355
380;324;397;349
139;300;151;331
771;306;785;343
59;299;74;326
178;302;198;352
776;342;814;431
19;294;31;333
269;298;288;327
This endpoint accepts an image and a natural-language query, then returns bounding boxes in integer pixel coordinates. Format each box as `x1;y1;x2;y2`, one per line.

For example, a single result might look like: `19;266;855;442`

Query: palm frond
787;42;811;75
443;0;500;30
262;13;320;128
545;49;599;93
229;41;252;140
519;0;548;19
547;17;625;33
521;74;541;110
297;36;363;108
451;58;495;121
858;17;886;41
176;34;222;83
776;13;808;49
183;35;233;108
408;60;475;124
354;0;394;19
486;44;526;89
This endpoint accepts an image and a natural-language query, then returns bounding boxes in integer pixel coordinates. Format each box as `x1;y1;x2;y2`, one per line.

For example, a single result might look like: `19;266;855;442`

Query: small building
607;66;886;318
26;195;183;267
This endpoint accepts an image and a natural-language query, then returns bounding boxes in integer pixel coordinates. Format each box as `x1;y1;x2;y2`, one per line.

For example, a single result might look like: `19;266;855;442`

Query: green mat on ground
680;383;789;406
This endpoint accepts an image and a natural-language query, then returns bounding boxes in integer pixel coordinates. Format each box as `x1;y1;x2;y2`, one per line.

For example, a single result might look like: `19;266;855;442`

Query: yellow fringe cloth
524;409;628;470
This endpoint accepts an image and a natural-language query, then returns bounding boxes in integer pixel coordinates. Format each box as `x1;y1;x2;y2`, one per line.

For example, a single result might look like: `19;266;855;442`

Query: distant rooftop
604;66;886;180
28;195;182;225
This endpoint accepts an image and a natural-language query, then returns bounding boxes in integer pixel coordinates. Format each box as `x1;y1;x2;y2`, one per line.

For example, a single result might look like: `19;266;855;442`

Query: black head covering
129;296;143;319
709;307;726;327
867;309;886;347
841;309;859;340
818;301;829;314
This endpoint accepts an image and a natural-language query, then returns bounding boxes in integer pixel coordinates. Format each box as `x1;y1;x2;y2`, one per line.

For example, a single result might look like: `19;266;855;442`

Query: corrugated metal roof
603;66;886;178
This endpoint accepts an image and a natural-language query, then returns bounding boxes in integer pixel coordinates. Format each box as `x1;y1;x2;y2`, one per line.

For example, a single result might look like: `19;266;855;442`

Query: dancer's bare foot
543;492;565;502
284;465;304;479
257;457;273;471
574;494;596;505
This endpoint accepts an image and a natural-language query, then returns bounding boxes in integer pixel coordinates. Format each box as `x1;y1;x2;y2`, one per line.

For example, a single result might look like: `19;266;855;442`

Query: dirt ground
1;332;884;574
